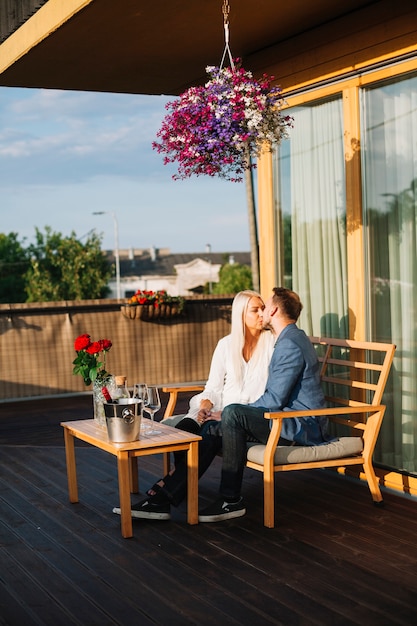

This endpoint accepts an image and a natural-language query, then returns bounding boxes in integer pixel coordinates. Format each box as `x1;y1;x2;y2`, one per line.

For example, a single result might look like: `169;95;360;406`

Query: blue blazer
251;324;328;445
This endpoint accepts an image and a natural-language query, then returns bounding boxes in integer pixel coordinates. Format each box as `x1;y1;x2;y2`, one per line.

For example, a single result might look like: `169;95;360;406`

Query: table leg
163;451;171;476
117;452;133;538
63;428;78;503
129;456;139;493
186;441;199;525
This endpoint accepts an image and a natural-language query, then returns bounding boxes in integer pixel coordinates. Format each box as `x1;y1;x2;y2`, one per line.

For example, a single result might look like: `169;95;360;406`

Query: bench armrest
161;383;206;418
263;404;386;465
265;405;384;420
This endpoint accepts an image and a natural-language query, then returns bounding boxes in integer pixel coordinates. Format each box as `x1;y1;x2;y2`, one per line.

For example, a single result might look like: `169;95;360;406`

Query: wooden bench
162;337;396;528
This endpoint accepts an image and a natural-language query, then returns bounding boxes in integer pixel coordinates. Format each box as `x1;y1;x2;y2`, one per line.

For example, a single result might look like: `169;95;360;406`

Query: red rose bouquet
72;333;112;386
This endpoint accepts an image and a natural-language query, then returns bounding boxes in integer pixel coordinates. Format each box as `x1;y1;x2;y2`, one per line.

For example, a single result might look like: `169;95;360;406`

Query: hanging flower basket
152;60;293;182
121;290;185;322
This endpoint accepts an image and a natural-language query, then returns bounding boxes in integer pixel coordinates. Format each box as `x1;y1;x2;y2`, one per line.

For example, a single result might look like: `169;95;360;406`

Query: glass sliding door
362;73;417;473
273;96;348;338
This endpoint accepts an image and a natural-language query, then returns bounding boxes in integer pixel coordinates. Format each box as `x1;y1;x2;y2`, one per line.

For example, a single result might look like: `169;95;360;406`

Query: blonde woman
174;289;274;429
113;290;275;520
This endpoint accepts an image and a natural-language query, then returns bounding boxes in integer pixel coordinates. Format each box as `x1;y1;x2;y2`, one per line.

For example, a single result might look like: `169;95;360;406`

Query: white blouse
185;330;275;420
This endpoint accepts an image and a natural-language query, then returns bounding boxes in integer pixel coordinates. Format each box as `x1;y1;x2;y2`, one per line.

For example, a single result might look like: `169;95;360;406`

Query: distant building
105;247;251;299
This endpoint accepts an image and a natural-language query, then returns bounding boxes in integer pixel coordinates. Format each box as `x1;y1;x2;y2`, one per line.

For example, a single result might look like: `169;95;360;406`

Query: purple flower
152;61;293;182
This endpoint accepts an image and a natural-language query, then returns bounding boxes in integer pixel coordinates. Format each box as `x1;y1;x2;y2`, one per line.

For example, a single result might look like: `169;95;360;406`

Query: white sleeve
185;336;229;420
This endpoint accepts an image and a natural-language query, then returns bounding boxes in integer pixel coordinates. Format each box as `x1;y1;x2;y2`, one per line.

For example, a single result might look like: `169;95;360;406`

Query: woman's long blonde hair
230;290;265;387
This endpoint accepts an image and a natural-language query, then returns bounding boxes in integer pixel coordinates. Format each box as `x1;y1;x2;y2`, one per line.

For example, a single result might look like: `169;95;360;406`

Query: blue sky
0;87;249;253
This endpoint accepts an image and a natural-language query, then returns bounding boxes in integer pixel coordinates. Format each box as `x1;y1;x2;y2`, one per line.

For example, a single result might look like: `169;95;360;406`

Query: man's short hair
272;287;303;321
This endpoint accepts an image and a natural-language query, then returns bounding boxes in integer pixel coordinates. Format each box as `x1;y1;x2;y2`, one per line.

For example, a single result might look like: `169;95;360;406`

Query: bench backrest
310;336;396;410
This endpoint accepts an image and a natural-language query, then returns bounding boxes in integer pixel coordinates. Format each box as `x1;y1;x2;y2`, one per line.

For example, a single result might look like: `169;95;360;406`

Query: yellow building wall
257;2;417;315
257;2;417;498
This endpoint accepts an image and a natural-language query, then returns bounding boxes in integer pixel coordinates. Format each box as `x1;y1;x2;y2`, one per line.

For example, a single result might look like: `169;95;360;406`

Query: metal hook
220;0;234;70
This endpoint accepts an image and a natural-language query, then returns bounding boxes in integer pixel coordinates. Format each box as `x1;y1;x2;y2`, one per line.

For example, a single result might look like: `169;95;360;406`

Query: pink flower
153;60;293;182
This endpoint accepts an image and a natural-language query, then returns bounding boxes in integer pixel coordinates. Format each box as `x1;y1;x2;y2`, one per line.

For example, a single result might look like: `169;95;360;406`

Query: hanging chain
222;0;230;27
220;0;234;70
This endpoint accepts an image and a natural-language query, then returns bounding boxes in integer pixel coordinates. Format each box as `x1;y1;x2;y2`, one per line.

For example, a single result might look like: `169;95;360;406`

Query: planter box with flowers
121;290;186;321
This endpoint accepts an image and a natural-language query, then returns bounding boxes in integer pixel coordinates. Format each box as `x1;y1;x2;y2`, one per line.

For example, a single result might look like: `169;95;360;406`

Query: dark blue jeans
159;406;274;504
219;404;271;500
159;419;223;506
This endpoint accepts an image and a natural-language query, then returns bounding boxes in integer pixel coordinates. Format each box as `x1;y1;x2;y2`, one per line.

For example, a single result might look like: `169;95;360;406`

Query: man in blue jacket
198;286;327;522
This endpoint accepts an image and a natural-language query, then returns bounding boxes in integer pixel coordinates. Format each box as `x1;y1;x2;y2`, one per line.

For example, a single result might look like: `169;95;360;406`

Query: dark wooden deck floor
1;395;417;625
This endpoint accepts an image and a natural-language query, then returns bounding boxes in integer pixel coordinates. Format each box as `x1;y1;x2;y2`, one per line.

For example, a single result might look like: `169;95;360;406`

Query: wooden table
61;419;201;538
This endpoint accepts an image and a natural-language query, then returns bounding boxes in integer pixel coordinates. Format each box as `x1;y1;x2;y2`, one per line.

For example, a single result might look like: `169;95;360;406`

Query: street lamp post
206;243;212;294
92;211;121;300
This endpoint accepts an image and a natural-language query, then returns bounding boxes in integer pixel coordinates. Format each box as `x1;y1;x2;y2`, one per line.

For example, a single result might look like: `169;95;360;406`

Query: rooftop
111;248;251;278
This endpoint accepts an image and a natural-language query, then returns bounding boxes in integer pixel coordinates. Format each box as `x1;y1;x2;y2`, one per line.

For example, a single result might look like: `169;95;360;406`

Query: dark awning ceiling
0;0;378;95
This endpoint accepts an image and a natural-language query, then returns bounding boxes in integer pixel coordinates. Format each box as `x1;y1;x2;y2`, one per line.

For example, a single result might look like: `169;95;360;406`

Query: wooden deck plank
0;449;290;625
0;582;42;626
2;397;417;625
161;516;414;626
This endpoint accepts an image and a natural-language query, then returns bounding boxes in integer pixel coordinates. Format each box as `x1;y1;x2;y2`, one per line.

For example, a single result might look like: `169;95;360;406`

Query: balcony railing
0;296;233;402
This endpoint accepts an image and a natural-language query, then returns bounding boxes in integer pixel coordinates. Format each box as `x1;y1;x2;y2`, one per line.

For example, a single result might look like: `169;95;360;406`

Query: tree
24;227;112;302
212;262;253;295
0;232;30;303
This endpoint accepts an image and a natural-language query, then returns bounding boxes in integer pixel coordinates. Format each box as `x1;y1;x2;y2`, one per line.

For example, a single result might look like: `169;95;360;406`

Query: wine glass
133;383;150;434
133;383;148;402
143;385;161;434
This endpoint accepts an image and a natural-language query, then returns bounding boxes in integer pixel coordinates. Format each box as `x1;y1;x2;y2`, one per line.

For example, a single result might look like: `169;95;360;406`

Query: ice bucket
104;398;142;442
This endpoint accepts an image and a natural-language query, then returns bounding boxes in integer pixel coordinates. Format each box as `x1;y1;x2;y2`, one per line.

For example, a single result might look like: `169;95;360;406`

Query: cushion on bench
246;437;364;465
162;415;363;466
162;415;187;427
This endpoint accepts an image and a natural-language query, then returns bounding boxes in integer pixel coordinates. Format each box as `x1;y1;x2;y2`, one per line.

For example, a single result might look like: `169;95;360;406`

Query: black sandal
146;481;164;497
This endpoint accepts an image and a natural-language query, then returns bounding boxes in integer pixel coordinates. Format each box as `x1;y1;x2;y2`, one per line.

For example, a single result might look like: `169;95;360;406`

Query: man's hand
197;408;222;424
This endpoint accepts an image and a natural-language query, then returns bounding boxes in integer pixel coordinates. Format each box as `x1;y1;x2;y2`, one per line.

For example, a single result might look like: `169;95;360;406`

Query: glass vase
93;375;114;428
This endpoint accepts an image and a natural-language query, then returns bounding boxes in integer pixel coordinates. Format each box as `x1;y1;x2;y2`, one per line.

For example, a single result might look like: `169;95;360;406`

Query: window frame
258;55;417;342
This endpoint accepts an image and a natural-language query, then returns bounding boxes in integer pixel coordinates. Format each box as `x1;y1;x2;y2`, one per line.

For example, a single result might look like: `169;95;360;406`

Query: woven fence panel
0;297;232;401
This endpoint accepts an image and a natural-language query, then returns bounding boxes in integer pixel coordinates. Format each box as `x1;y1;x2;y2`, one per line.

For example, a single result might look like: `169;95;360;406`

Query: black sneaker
112;497;170;520
198;497;246;522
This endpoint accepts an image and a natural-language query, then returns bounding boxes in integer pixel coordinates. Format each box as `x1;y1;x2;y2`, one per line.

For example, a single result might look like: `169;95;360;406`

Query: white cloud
0;87;250;253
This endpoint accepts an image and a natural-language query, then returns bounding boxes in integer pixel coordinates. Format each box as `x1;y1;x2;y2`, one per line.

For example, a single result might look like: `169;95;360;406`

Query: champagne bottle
101;386;113;402
111;376;130;403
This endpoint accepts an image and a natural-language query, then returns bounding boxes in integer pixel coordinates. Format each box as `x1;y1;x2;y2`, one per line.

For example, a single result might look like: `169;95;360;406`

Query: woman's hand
197;398;214;424
199;398;213;411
